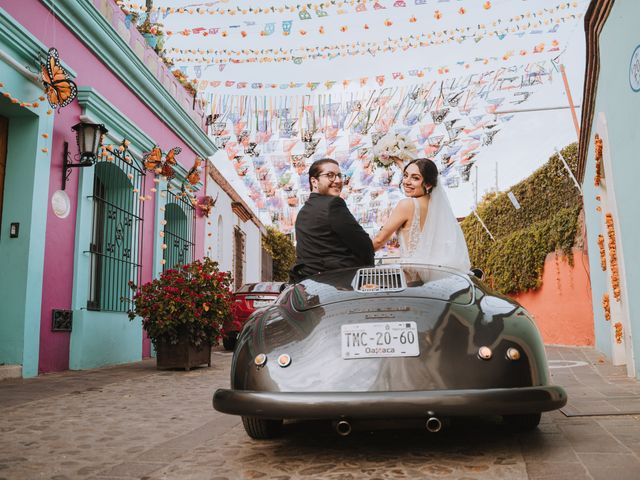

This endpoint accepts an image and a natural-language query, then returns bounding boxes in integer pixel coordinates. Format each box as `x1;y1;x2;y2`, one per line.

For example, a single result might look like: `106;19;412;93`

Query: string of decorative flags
167;13;574;67
117;0;497;18
156;2;581;39
181;41;562;93
205;61;554;233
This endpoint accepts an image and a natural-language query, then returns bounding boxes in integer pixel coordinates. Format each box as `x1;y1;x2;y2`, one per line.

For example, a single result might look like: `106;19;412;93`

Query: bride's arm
372;199;412;251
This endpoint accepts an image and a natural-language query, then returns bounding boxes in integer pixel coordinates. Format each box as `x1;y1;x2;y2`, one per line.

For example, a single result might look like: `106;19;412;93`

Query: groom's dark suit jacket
290;193;374;282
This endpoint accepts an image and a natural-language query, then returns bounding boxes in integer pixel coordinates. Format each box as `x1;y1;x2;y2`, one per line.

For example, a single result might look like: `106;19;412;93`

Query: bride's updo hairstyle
403;158;438;195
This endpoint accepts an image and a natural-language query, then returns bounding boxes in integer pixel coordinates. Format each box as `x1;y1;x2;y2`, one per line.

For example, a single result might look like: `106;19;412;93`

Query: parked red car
222;282;286;350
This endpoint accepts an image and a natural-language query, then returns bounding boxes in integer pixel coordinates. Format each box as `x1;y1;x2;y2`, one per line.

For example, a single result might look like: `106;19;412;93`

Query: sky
132;0;589;219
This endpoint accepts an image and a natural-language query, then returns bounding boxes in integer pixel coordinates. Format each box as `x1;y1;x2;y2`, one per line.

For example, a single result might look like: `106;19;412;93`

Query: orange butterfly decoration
142;146;162;171
160;162;175;180
40;48;77;111
186;157;202;185
164;147;182;165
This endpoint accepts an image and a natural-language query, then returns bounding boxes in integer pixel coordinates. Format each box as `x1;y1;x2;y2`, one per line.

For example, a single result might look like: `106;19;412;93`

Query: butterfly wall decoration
164;147;181;165
40;47;77;111
143;146;163;171
142;145;182;180
186;156;202;185
160;162;176;180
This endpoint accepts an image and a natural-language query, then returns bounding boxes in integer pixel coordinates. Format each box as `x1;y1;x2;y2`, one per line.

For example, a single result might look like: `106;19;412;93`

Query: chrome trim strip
353;266;406;293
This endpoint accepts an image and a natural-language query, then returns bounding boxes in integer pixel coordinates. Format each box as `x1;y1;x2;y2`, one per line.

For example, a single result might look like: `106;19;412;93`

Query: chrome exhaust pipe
426;416;443;433
335;420;352;436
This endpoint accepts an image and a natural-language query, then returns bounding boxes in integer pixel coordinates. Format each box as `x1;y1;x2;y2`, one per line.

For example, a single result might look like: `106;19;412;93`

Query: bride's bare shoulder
394;198;414;213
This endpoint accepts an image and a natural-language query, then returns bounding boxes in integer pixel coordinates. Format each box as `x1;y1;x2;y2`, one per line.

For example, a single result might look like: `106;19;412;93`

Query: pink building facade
0;0;215;376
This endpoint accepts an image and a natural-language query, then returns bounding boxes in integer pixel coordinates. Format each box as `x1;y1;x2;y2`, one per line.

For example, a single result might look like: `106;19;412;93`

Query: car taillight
234;297;253;311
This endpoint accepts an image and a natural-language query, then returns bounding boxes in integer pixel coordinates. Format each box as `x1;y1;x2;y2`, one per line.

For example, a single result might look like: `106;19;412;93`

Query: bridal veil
409;178;471;272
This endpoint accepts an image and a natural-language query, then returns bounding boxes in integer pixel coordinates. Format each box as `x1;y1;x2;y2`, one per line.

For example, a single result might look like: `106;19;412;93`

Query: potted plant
128;257;234;370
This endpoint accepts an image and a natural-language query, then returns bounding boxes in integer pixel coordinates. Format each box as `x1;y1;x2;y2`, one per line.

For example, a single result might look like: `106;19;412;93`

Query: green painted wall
69;90;151;369
583;0;640;372
0;70;53;377
0;8;59;377
69;310;142;369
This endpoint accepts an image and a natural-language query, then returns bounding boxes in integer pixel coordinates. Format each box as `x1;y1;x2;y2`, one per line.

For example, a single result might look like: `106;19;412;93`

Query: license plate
253;300;273;308
341;321;419;359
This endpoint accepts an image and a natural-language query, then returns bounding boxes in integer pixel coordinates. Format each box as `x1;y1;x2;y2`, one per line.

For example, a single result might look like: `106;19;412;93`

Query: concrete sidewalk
2;346;640;479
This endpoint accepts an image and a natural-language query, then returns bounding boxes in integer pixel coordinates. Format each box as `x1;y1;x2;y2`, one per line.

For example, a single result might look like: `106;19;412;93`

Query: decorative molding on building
39;0;217;159
577;0;615;183
207;160;265;231
77;88;203;199
0;7;76;89
77;87;155;156
231;201;253;223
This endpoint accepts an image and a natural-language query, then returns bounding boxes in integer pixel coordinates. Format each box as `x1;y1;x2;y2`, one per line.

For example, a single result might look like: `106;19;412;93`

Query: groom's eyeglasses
317;172;343;181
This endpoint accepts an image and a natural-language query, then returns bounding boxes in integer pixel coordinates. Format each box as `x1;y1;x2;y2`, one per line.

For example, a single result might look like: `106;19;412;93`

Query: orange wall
510;248;594;346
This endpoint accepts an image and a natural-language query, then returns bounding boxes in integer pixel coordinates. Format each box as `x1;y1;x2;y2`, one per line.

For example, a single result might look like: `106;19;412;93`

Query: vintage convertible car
213;264;567;439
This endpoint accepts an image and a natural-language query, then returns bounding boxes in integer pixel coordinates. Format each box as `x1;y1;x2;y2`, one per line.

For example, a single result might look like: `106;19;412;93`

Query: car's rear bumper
213;385;567;419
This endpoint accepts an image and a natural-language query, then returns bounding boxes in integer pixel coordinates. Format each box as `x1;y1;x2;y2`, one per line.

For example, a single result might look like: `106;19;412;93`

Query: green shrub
127;258;233;347
262;226;296;282
461;143;582;294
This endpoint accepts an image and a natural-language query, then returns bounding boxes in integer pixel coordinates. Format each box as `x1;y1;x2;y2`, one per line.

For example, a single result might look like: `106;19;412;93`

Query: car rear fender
231;296;548;393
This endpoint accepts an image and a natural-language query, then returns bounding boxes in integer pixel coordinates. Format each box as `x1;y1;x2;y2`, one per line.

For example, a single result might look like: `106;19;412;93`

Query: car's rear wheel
503;413;541;431
222;332;237;351
242;416;283;439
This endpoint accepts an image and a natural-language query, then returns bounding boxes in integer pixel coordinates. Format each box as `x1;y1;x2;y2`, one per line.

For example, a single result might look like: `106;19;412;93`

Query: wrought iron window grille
163;187;196;270
85;144;145;312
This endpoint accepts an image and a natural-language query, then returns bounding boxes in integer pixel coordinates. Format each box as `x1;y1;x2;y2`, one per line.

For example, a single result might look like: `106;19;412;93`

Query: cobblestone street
3;346;640;480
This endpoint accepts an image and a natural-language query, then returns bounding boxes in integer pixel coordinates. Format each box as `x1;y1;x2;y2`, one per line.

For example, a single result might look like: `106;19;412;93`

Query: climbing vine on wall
262;226;296;282
461;143;582;294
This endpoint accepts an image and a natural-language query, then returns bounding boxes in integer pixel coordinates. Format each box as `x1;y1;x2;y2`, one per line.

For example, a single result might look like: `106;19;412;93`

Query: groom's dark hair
308;158;339;190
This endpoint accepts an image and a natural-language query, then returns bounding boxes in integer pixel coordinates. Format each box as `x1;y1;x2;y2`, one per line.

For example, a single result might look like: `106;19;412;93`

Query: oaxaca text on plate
341;321;419;359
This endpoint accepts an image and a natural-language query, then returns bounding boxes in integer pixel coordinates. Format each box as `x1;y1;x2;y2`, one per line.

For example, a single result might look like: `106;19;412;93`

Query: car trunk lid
291;265;474;312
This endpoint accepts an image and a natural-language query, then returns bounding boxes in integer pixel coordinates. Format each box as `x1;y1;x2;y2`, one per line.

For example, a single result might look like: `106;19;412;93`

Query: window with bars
87;149;145;312
163;188;196;270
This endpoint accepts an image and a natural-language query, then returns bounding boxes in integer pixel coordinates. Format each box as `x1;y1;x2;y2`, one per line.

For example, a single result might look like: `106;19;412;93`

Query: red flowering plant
127;258;234;347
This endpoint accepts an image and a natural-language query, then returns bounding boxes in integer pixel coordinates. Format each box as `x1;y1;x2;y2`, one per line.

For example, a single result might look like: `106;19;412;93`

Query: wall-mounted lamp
61;121;108;190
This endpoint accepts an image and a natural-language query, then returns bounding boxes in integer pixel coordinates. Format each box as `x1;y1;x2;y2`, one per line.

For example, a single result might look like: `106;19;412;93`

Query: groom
290;158;374;282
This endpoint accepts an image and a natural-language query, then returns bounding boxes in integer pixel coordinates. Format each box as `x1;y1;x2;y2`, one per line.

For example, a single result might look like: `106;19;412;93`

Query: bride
372;158;471;272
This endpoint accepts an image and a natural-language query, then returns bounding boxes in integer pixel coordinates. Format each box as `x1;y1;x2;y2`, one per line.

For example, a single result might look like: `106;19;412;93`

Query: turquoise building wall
582;0;640;375
0;12;55;377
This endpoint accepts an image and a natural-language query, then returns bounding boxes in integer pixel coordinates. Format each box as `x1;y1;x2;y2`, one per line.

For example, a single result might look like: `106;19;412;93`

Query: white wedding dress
398;182;471;272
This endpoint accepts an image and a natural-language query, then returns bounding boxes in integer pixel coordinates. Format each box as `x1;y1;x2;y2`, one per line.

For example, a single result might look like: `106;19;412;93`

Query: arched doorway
88;161;143;312
163;190;195;269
